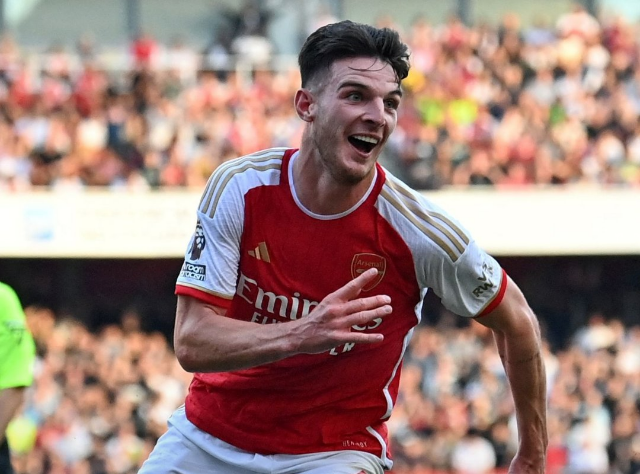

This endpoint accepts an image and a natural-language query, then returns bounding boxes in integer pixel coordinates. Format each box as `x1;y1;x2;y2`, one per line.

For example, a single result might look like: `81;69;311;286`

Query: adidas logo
248;242;271;263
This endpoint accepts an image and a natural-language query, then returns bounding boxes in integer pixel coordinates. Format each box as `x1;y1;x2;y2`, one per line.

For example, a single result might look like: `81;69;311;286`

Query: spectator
450;428;497;474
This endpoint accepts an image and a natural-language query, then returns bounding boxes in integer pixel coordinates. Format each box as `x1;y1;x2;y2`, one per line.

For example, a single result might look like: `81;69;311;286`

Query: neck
292;145;375;216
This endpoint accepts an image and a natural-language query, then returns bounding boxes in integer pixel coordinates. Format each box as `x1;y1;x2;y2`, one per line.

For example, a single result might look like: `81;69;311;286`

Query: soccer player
0;282;36;474
140;20;547;474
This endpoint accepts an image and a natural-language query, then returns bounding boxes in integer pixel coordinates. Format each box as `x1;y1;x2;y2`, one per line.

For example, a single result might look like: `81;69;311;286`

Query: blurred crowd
6;305;639;474
389;313;640;474
8;306;191;474
1;4;640;192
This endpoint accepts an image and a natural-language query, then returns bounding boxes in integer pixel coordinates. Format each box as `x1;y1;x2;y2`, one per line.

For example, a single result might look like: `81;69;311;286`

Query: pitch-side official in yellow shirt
0;282;36;474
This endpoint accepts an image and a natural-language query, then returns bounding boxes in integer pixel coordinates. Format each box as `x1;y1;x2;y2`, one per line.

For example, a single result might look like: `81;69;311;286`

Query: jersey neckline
286;150;379;221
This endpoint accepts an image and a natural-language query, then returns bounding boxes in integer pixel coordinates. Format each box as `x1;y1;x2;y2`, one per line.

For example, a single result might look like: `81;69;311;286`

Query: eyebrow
337;81;403;98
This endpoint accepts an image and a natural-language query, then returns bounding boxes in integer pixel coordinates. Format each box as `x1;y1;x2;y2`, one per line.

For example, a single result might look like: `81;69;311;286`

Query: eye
385;98;399;110
347;92;362;101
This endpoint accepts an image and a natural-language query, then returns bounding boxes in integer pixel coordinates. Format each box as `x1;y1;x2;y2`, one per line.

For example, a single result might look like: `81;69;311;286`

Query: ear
294;88;316;122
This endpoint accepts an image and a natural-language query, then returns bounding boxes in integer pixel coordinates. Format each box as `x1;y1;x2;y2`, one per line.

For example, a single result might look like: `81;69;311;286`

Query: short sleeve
175;149;285;307
428;240;506;318
175;172;245;307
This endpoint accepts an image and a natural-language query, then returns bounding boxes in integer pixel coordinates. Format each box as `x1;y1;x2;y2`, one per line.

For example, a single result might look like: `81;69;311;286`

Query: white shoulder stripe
198;148;287;217
385;176;470;244
199;148;287;211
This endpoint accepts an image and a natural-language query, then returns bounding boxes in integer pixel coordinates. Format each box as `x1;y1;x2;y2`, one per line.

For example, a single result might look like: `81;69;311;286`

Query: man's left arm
474;274;548;474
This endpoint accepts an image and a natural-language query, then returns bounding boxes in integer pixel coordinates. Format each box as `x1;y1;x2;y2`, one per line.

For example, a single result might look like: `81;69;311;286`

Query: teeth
352;135;378;144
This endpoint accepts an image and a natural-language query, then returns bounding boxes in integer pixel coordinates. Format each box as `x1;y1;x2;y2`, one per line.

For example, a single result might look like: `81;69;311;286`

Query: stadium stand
2;297;637;473
0;3;639;192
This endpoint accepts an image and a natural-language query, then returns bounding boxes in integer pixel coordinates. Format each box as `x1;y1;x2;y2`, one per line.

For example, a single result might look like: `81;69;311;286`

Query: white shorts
138;405;386;474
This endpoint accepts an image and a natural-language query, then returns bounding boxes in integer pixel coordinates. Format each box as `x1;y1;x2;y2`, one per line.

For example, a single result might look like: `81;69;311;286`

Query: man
140;20;547;473
0;282;36;474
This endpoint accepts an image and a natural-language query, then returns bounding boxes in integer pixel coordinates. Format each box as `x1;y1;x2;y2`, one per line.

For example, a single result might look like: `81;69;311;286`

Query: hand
290;268;392;354
508;453;546;474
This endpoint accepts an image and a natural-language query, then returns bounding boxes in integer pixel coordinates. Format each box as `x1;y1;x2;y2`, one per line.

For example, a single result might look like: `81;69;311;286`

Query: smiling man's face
306;56;402;185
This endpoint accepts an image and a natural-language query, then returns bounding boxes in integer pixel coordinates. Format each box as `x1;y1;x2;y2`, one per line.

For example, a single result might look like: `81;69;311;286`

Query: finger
343;304;392;329
331;330;385;345
343;294;392;315
329;268;381;301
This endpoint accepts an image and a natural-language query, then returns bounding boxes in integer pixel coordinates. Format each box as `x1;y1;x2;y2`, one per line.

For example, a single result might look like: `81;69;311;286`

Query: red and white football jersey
175;148;506;468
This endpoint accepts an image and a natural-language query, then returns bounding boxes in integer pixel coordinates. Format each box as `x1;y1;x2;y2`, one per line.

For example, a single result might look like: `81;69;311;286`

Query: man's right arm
173;268;392;373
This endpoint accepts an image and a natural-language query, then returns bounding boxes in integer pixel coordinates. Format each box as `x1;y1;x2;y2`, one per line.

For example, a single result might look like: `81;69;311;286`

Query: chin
338;164;375;185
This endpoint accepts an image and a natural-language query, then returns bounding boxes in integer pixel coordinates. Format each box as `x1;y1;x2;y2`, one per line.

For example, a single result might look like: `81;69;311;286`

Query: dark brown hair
298;20;410;87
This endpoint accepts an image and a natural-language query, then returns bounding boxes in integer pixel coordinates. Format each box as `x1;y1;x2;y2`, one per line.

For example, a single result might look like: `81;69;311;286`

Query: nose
363;98;386;128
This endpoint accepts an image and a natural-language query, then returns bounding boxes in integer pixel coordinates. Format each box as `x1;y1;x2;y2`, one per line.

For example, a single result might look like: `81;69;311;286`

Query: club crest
351;253;386;291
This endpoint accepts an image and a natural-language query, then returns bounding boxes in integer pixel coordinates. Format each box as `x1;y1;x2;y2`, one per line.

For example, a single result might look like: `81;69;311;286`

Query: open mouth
348;135;378;154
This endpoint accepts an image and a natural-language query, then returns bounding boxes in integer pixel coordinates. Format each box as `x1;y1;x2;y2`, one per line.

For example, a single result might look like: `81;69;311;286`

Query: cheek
320;114;342;135
386;115;398;135
387;122;396;136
